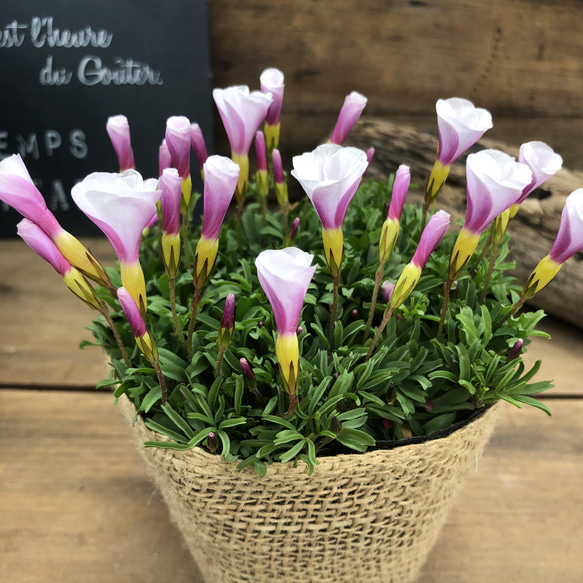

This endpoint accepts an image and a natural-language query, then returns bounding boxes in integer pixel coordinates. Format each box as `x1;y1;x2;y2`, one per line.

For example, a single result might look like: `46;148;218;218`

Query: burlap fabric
120;397;499;583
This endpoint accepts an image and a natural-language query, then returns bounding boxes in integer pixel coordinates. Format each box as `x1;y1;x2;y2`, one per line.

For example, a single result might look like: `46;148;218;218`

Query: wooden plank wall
208;0;583;170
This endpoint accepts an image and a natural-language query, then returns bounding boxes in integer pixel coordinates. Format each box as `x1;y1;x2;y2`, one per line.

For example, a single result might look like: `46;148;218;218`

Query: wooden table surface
1;238;582;583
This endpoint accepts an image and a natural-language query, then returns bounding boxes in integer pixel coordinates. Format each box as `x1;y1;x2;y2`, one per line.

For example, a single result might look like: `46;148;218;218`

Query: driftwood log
344;119;583;329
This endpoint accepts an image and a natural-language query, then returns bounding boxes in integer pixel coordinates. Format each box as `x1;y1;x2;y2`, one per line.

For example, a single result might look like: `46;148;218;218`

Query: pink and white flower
213;85;273;158
549;189;583;264
412;210;451;268
517;141;563;204
330;91;368;146
17;218;101;309
448;150;531;280
260;68;285;128
72;170;160;314
522;189;583;299
106;115;135;172
464;150;532;235
194;156;240;287
260;68;285;150
291;144;368;231
159;168;182;278
291;144;368;274
117;287;158;364
158;139;172;178
0;155;109;284
213;85;273;203
256;247;316;397
436;98;493;166
165;116;191;180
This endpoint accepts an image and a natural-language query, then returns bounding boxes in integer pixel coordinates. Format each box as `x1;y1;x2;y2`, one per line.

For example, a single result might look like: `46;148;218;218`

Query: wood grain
208;0;583;170
0;238;113;387
0;390;580;582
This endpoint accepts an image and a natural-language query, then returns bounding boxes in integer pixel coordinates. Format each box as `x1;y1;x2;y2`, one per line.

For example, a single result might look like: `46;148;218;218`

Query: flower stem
169;276;187;351
366;305;394;360
329;273;340;349
363;261;385;341
437;278;454;341
480;241;499;303
186;286;203;359
153;359;168;405
236;204;243;250
470;233;493;275
100;305;130;367
421;199;430;231
284;393;299;418
182;213;191;270
216;346;227;377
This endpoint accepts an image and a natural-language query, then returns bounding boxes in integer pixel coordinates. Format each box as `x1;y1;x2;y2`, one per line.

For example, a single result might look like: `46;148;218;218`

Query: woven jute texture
120;397;499;583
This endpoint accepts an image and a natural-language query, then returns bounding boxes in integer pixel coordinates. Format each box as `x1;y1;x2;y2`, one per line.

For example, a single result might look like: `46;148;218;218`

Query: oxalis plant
1;68;580;477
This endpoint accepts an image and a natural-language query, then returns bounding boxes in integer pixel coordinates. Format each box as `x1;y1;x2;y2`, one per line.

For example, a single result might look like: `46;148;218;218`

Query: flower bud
508;338;524;360
207;432;219;454
217;293;236;349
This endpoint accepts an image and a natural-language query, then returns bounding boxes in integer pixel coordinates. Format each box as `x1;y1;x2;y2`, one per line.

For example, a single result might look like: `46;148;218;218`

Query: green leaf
161;403;195;439
279;440;306;463
336;428;375;452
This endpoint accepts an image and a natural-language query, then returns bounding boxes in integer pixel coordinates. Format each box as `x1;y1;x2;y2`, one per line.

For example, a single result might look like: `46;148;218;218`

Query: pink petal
255;248;316;335
260;68;285;126
117;287;146;338
550;189;583;264
464;150;532;234
17;218;70;277
106;115;135;172
201;156;240;240
165;116;191;179
330;92;368;145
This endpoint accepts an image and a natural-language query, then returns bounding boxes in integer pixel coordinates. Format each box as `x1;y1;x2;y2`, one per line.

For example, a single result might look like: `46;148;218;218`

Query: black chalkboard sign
0;0;212;237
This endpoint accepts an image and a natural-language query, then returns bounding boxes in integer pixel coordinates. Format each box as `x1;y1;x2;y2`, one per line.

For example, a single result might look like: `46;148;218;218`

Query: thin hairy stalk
186;286;203;359
366;305;394;360
329;274;340;349
480;241;500;303
421;199;430;231
437;278;454;341
363;261;385;341
471;233;493;275
284;393;299;418
100;306;130;367
282;203;289;236
216;346;227;377
153;359;168;405
169;277;187;350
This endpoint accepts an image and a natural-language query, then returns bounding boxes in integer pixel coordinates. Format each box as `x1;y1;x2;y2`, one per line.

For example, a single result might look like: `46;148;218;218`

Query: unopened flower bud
423;400;435;412
207;431;219;454
272;149;288;208
351;308;359;320
297;326;303;335
508;338;524;360
290;217;300;241
382;419;392;429
217;293;236;349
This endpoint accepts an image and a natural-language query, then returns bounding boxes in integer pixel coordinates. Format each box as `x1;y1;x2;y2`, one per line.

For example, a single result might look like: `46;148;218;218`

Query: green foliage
94;178;553;474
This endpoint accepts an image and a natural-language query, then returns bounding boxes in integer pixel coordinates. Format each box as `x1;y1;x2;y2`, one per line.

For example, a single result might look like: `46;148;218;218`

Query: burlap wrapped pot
120;396;499;583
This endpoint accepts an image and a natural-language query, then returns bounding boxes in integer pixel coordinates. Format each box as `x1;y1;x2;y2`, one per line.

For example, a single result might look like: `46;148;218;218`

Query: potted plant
0;68;578;583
